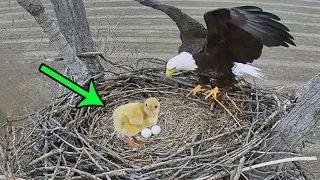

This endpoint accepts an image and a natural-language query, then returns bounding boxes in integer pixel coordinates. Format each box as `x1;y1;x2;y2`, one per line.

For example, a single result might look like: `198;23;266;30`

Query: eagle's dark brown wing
134;0;207;53
203;6;296;63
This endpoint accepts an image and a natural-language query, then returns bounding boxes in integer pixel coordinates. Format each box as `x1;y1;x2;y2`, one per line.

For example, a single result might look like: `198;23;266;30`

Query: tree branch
16;0;88;83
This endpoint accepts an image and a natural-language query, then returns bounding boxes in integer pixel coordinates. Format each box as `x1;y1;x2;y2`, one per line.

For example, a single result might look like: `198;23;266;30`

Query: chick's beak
146;107;155;114
165;69;174;77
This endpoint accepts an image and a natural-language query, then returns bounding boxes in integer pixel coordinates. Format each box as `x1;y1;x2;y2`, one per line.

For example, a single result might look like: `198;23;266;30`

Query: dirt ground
0;0;319;178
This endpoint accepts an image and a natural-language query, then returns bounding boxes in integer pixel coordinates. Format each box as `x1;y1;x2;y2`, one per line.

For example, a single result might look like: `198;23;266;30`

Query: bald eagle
135;0;296;101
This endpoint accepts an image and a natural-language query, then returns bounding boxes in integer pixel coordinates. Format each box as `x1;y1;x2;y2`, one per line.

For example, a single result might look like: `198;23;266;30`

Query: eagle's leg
204;87;220;100
188;75;209;96
188;85;206;96
204;87;231;112
204;73;238;112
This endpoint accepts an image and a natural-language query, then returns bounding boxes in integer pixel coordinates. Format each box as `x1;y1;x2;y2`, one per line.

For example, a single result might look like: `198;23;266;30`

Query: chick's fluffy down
113;98;160;137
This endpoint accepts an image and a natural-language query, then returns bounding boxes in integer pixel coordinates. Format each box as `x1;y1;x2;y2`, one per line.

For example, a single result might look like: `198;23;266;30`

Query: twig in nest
225;93;242;113
242;156;317;171
27;166;102;180
49;154;62;180
211;96;241;126
74;130;120;169
65;150;84;179
97;152;224;177
83;148;105;171
199;156;317;180
230;156;246;180
29;149;64;166
157;126;245;162
272;94;281;108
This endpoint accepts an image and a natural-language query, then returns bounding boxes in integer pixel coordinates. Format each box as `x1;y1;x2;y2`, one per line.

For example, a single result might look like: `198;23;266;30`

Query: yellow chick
113;97;160;148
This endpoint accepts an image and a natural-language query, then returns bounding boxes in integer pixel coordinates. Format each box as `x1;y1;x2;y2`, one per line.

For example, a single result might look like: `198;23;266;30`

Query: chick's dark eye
155;106;158;108
145;104;147;107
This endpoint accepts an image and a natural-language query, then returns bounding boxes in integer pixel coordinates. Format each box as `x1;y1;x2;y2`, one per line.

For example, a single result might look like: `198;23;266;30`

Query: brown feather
192;6;296;87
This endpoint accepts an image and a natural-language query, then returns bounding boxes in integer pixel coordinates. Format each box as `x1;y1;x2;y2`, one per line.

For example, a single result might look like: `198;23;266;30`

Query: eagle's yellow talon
189;85;206;96
204;87;220;100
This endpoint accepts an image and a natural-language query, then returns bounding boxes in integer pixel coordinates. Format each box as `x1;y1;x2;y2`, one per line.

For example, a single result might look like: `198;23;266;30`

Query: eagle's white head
165;51;198;77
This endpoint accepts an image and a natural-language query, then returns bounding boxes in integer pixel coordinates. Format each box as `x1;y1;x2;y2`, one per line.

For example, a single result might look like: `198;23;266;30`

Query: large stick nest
1;58;308;180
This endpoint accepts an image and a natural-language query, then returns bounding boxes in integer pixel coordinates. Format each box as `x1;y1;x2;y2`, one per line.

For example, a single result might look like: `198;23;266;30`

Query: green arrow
39;63;105;108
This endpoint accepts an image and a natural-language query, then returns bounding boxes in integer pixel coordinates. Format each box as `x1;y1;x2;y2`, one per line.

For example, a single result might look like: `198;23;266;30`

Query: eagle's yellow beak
165;69;174;77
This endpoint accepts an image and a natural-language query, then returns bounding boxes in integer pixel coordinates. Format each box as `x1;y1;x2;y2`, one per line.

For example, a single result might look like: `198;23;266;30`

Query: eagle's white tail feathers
232;63;266;80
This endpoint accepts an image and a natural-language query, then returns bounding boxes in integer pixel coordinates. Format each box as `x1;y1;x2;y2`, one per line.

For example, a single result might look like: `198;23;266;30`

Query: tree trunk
50;0;104;76
16;0;88;83
252;73;320;179
274;73;320;151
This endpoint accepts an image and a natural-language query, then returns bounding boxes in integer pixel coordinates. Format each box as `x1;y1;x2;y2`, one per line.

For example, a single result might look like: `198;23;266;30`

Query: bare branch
16;0;89;83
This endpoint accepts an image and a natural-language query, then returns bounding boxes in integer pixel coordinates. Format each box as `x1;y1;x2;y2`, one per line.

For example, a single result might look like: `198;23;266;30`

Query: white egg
141;128;152;138
151;125;161;135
